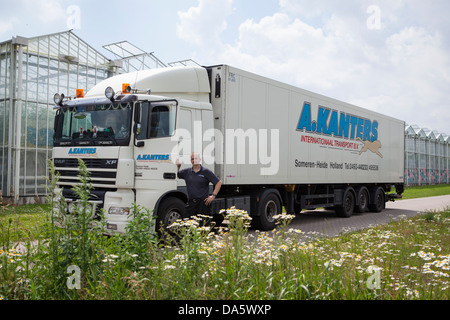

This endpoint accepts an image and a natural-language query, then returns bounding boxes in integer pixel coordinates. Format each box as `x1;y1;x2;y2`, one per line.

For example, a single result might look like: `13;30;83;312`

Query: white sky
1;0;449;135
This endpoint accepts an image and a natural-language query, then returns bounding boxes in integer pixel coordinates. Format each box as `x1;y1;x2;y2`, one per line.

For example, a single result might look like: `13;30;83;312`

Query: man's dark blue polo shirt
178;166;220;200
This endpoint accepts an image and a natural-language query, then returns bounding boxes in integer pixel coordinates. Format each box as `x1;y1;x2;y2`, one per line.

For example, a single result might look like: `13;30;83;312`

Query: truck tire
254;190;281;231
355;187;370;213
156;197;185;235
369;187;385;212
336;188;355;218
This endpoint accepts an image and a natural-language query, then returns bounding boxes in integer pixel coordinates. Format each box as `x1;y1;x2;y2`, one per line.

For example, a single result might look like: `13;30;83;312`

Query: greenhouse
0;31;119;203
405;124;449;186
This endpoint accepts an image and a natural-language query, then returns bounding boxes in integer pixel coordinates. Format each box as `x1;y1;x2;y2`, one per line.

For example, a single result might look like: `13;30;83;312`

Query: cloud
177;0;450;133
0;0;67;39
19;0;66;24
0;17;19;36
176;0;234;45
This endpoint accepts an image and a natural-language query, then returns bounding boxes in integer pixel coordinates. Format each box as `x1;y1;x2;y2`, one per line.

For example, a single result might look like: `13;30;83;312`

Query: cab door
134;100;178;182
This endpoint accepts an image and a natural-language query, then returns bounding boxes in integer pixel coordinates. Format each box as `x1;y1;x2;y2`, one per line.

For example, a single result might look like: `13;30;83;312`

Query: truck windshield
54;103;132;146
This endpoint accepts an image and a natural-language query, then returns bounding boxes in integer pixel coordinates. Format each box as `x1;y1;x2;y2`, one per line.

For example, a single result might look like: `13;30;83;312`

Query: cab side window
149;105;170;138
137;101;177;139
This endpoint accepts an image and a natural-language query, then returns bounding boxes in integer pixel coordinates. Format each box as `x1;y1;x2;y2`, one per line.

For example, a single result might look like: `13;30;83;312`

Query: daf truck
52;65;405;233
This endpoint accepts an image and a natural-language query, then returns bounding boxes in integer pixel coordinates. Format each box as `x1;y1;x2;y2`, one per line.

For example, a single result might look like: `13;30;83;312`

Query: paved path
282;195;450;238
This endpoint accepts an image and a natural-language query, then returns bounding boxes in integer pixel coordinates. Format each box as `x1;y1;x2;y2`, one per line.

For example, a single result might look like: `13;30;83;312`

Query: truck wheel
355;187;369;213
156;197;185;235
336;188;355;218
369;187;385;212
254;191;281;231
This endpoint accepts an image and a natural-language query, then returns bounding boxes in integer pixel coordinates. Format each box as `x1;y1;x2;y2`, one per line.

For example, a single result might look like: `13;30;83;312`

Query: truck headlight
108;207;130;215
105;86;115;100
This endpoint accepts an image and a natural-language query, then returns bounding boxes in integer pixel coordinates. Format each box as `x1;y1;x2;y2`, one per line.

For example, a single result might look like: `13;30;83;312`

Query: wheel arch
154;190;188;216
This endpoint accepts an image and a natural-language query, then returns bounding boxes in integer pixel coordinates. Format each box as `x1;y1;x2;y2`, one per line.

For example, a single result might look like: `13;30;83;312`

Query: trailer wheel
369;187;385;212
156;197;185;236
336;188;355;218
355;187;370;213
254;191;281;231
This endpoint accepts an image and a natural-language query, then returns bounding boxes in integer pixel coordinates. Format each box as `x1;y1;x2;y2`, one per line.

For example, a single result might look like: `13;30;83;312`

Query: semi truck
52;64;405;233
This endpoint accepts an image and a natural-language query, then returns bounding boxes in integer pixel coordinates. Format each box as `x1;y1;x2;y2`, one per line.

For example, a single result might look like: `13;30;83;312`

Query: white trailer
52;65;405;233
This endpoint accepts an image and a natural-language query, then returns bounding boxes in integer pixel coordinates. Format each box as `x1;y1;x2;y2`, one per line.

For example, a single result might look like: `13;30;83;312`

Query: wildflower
324;258;344;270
197;226;211;232
287;228;305;235
102;254;119;263
273;213;295;225
164;265;176;270
406;289;419;299
417;251;435;261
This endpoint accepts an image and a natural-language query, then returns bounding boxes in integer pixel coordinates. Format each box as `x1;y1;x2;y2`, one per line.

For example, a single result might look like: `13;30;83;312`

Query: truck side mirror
134;103;141;123
133;103;144;147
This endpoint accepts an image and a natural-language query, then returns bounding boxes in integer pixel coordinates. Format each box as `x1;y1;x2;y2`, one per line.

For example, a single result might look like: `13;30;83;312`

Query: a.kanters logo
68;147;97;157
136;154;171;162
297;102;383;158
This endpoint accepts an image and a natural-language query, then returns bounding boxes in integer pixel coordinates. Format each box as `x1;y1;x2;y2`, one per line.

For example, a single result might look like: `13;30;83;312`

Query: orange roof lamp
76;89;84;98
122;83;131;94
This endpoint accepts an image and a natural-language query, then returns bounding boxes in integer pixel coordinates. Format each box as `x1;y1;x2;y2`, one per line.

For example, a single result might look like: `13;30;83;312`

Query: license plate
107;223;117;230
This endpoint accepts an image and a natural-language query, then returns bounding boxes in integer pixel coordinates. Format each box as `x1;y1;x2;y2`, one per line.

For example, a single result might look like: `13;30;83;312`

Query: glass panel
27;39;38;54
5;53;9;98
37;104;48;147
27;54;38;101
38;57;49;103
0;147;4;194
69;34;79;59
38;37;49;56
36;149;48;194
69;63;78;95
26;102;37;148
3;99;9;147
25;150;36;195
87;67;96;91
0;101;4;145
47;108;56;147
59;61;69;93
20;101;26;148
49;36;59;57
78;65;87;91
59;33;69;56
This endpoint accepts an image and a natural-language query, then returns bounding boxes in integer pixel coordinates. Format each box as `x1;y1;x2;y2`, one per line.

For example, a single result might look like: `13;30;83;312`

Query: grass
2;205;449;300
0;204;50;242
401;184;450;200
1;175;449;300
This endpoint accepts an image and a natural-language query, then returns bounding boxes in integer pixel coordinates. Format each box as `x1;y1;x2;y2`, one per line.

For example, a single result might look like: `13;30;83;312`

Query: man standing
177;152;222;221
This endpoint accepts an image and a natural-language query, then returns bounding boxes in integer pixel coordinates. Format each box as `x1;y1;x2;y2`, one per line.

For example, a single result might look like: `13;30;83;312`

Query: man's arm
176;159;183;179
205;180;222;206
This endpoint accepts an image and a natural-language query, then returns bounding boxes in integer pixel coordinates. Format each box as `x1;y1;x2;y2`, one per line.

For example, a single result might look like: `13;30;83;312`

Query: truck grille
54;158;118;187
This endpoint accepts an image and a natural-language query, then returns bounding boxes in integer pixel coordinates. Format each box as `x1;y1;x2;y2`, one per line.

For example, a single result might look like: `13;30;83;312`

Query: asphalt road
274;194;450;238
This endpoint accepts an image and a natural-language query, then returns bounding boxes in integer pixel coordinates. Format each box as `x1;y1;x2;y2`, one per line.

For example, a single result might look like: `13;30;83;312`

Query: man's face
191;153;201;165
